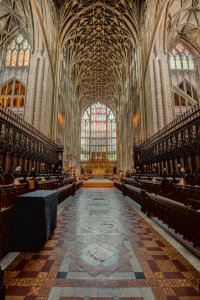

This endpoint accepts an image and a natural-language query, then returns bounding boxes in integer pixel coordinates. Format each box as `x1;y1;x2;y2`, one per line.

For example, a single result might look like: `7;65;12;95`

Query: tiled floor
2;188;200;300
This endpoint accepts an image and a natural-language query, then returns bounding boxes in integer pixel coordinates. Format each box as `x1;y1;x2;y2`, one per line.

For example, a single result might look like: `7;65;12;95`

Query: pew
0;183;29;259
145;193;200;248
57;184;74;204
34;178;59;190
0;267;5;300
75;180;83;191
114;180;123;191
123;177;200;210
115;181;200;248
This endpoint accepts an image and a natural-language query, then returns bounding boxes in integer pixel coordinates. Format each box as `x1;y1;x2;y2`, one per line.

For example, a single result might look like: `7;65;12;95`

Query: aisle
4;188;200;300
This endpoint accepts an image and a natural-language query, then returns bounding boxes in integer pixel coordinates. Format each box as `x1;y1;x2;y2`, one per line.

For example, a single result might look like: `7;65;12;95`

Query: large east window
81;102;116;161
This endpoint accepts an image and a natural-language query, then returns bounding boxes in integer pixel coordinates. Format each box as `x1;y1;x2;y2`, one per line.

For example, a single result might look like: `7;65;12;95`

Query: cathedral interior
0;0;200;299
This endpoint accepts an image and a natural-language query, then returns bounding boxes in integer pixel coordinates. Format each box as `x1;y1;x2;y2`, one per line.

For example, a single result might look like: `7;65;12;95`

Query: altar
81;157;116;176
92;168;105;176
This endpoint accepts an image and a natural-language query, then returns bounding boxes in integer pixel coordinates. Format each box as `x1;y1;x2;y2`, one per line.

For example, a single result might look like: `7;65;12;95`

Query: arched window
81;102;117;161
179;80;199;102
5;34;31;67
0;80;25;109
169;43;195;70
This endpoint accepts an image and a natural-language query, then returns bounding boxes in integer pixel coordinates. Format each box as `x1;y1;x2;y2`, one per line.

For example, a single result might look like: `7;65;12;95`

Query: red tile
163;272;185;279
173;287;199;296
7;286;31;296
156;240;166;247
13;259;29;271
153;255;168;260
146;247;162;251
148;260;160;272
41;260;54;272
18;271;39;278
172;259;187;272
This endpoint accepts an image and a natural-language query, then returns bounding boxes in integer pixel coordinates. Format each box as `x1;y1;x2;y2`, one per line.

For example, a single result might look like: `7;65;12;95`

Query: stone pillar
160;55;171;125
40;60;49;133
153;54;164;130
25;54;40;125
33;55;45;129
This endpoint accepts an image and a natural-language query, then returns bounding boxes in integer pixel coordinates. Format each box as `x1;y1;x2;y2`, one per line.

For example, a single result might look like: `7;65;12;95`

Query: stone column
33;54;45;129
160;55;171;125
153;53;164;130
25;54;40;125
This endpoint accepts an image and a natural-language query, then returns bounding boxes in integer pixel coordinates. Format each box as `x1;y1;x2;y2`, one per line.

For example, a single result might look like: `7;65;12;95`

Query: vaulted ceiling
0;0;32;48
60;0;139;109
167;0;200;52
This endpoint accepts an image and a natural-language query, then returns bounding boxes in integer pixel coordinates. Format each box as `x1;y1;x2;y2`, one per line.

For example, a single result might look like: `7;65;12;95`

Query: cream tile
120;288;142;297
61;287;75;297
48;287;62;300
140;288;156;300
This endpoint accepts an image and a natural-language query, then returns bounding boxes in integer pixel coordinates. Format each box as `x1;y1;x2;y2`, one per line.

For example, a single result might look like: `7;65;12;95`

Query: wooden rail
34;179;59;190
145;193;200;248
115;181;200;248
0;183;29;212
123;177;200;210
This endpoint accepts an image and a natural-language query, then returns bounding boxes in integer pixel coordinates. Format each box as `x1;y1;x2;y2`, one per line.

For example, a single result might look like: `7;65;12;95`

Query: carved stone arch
178;79;199;102
0;79;26;109
1;78;27;90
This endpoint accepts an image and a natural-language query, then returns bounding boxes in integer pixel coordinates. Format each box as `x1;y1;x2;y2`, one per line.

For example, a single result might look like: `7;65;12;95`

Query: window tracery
169;43;195;70
0;80;25;110
5;34;31;67
81;102;116;161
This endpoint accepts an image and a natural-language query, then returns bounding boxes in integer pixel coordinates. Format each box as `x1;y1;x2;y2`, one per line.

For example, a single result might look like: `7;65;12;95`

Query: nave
2;188;200;300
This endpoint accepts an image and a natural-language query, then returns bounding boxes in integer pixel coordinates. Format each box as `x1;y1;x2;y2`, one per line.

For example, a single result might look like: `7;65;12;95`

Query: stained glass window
5;34;31;67
169;43;195;70
81;102;117;161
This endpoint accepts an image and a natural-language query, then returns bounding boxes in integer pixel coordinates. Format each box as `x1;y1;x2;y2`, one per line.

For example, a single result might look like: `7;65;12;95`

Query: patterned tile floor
3;188;200;300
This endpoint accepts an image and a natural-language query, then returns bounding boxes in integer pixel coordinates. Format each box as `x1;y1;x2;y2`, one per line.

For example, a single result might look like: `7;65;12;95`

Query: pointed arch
81;102;116;161
169;43;195;70
5;34;31;67
0;80;26;109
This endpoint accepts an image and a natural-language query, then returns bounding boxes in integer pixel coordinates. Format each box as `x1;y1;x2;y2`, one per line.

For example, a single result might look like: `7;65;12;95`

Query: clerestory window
5;34;31;67
169;43;195;70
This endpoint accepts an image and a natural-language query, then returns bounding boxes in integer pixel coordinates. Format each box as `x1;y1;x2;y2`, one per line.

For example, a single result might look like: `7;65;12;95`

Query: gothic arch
0;80;26;109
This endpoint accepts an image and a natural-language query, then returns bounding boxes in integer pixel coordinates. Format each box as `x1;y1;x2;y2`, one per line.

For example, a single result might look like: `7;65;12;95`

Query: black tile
57;271;68;279
134;272;146;279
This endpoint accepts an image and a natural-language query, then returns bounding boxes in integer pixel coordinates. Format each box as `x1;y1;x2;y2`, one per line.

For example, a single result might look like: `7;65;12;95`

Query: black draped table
10;190;58;251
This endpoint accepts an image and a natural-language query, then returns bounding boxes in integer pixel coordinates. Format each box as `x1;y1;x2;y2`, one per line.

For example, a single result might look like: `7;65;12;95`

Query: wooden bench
57;184;74;204
34;178;59;190
0;267;5;300
114;180;123;191
145;193;200;248
0;183;29;259
115;181;200;248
